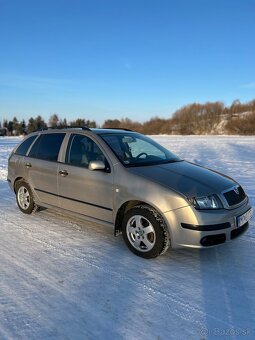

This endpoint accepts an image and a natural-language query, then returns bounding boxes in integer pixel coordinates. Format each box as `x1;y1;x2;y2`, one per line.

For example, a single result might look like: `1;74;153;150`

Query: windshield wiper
125;159;183;167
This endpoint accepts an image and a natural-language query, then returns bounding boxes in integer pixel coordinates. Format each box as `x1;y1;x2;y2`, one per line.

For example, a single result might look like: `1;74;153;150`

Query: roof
32;127;136;135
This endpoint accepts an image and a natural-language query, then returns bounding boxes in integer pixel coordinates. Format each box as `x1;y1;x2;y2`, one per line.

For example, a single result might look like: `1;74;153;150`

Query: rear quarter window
15;135;38;156
28;133;65;162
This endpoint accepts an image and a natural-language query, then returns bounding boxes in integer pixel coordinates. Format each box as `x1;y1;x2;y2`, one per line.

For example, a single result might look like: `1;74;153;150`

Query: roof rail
35;126;135;133
38;125;91;131
102;127;134;132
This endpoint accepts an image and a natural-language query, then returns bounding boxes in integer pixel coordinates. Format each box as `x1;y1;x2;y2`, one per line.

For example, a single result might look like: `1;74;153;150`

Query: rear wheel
122;205;170;258
16;181;37;214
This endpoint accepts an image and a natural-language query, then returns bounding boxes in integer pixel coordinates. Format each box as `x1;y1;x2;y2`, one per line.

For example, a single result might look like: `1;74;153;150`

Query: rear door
58;133;114;223
25;132;65;207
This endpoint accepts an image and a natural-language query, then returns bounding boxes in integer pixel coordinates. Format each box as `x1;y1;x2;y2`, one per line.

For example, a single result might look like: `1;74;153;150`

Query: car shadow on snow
198;240;255;337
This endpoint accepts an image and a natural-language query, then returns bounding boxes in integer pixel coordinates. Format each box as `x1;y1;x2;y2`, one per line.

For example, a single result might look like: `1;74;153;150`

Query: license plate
236;208;253;228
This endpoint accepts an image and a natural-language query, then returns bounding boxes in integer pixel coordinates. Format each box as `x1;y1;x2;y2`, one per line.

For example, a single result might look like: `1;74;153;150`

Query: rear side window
28;133;65;161
15;135;38;156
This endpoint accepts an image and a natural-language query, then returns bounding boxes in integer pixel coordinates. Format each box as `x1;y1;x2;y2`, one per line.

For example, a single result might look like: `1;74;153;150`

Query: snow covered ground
0;135;255;339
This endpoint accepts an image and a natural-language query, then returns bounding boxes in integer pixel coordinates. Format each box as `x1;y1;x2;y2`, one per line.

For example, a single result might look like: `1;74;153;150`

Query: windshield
100;133;181;167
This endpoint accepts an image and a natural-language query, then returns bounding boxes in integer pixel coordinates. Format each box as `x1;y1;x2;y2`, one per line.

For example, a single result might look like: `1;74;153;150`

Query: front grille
223;186;246;206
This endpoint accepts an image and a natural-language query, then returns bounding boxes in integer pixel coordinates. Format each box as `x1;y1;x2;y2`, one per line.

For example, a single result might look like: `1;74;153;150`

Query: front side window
100;133;181;167
28;133;65;161
15;135;38;156
66;134;106;168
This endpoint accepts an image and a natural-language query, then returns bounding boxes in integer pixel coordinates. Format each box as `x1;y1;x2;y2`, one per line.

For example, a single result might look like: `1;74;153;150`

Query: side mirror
88;160;106;171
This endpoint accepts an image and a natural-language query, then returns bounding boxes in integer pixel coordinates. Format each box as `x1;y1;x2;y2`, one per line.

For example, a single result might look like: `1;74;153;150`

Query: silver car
8;128;253;258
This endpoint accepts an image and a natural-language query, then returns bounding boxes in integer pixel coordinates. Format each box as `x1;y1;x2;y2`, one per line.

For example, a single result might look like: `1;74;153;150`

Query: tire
122;205;170;259
15;180;37;214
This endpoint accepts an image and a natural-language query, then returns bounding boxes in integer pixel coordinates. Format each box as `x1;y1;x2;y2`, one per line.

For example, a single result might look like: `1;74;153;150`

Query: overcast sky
0;0;255;124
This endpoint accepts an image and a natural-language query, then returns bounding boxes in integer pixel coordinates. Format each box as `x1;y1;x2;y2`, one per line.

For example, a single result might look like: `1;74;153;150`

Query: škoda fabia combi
8;127;253;258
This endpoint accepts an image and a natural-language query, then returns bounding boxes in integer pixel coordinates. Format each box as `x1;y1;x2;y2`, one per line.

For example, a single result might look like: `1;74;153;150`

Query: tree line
0;114;97;136
1;99;255;136
103;99;255;135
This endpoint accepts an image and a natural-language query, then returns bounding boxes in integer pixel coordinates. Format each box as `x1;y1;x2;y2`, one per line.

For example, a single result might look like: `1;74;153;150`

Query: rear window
28;133;65;162
15;135;38;156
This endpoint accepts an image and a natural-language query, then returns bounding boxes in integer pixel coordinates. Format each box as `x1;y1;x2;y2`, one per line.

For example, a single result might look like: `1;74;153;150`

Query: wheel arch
13;177;25;193
114;200;169;236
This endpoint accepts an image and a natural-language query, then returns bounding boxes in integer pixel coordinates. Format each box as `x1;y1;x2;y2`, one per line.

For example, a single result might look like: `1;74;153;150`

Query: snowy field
0;135;255;340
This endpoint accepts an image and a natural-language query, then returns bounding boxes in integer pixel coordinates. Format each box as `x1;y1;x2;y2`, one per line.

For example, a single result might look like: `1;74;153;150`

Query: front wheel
16;181;37;214
122;205;170;258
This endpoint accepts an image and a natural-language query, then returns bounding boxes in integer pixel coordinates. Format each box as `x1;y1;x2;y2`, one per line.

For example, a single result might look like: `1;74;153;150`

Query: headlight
191;194;223;210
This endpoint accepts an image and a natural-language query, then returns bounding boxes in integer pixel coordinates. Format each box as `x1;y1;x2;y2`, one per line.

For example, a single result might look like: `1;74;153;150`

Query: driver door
58;133;114;223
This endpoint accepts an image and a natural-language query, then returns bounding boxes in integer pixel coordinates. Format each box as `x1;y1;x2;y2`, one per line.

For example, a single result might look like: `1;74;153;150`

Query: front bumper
164;200;252;249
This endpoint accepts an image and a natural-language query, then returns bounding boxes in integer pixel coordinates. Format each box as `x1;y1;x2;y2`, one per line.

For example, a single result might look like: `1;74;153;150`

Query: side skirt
34;201;114;229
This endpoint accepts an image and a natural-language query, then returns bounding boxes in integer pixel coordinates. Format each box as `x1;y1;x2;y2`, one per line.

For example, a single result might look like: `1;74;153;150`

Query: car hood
128;161;235;197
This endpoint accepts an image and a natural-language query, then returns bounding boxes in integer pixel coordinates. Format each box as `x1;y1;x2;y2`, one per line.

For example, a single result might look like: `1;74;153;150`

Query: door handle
59;170;68;177
25;162;32;168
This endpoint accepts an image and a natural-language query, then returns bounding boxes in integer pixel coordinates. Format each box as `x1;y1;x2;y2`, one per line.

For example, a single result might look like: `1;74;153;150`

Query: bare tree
49;114;59;128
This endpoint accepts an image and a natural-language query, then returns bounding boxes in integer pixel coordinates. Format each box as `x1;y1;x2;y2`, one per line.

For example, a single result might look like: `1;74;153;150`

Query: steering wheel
135;152;148;159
